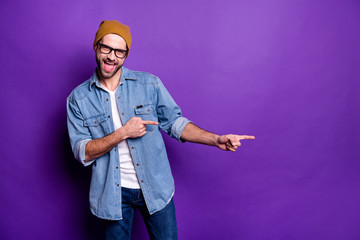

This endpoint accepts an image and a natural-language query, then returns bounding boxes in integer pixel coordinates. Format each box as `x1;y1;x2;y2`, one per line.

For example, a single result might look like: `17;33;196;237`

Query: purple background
1;0;359;239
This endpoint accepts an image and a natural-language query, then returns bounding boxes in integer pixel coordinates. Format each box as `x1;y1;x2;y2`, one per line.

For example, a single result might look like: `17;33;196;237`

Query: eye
115;49;127;58
102;45;111;51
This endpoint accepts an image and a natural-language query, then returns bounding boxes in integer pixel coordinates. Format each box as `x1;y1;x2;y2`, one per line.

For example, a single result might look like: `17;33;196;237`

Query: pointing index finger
238;135;255;140
141;120;159;125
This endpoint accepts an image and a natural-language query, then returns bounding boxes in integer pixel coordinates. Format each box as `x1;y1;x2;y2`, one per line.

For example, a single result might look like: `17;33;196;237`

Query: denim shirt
67;67;191;220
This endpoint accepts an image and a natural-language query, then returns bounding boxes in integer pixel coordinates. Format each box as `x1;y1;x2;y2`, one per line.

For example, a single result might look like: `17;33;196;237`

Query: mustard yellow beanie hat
93;20;132;58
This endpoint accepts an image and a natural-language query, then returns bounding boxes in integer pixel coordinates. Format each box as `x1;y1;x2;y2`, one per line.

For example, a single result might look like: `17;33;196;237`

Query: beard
96;55;123;80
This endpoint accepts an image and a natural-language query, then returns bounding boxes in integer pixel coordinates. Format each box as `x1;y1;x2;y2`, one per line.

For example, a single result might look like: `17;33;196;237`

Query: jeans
104;187;178;240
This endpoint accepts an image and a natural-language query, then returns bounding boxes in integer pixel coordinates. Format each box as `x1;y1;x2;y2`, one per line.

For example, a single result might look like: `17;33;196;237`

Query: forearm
180;122;220;146
85;127;128;162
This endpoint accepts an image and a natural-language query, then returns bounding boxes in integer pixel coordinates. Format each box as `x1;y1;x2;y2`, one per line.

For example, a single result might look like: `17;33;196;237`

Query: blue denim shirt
67;67;191;220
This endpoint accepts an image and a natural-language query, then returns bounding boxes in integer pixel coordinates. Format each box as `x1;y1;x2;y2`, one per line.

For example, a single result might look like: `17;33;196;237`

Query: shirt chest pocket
83;114;108;137
134;104;153;115
134;104;158;132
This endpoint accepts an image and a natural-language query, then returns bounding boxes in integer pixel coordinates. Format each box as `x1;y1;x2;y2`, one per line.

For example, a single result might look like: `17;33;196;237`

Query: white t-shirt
102;85;141;189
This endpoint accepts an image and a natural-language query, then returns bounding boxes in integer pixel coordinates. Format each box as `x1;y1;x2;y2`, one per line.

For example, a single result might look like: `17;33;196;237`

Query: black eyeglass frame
97;43;128;59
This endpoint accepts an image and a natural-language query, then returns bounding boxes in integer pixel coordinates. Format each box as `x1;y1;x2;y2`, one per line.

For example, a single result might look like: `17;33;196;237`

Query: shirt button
136;163;139;166
116;166;119;169
108;115;111;118
106;98;109;101
141;180;144;183
131;146;135;149
114;149;117;152
117;97;120;99
122;112;125;115
117;184;119;187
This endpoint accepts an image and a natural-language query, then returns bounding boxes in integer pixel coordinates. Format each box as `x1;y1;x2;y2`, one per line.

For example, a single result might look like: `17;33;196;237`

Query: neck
97;67;122;91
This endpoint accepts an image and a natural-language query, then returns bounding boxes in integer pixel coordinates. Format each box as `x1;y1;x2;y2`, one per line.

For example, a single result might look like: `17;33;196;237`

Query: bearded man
67;20;254;240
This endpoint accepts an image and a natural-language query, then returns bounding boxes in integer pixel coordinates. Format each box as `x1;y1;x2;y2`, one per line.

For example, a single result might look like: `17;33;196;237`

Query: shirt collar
89;66;137;91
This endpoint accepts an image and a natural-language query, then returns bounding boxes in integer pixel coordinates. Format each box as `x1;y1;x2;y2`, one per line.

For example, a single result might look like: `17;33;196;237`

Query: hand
216;134;255;152
122;117;158;138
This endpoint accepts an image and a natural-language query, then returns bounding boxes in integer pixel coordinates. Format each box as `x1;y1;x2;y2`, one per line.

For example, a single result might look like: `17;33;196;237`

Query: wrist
212;134;220;147
116;126;128;141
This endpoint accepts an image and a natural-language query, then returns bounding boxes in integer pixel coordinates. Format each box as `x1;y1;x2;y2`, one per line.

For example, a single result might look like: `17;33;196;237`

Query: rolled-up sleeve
170;116;192;142
155;78;191;142
74;139;94;166
67;97;94;166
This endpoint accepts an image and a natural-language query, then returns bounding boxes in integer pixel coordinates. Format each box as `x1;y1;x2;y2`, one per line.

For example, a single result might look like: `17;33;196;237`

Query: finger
230;146;238;151
228;140;241;147
226;142;238;150
225;137;241;147
141;120;159;125
238;135;255;140
226;141;239;148
137;129;145;135
130;117;141;121
227;146;237;152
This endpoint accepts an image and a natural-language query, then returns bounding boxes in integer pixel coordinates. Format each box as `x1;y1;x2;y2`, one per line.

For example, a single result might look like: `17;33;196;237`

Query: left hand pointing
216;134;255;152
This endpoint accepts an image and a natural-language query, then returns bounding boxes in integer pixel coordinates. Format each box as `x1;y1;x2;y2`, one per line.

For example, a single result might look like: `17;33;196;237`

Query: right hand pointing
122;117;158;138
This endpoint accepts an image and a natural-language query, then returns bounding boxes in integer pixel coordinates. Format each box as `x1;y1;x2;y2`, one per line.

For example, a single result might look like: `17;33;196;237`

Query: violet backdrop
0;0;359;239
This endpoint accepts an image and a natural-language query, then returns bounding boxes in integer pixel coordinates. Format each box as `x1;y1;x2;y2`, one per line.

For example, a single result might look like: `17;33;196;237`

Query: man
67;20;255;240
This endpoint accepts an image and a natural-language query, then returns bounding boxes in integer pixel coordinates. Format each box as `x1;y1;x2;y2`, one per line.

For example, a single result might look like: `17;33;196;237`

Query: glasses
97;43;127;59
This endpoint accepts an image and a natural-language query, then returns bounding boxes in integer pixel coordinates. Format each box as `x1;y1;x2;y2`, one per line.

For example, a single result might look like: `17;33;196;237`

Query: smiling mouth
103;60;116;72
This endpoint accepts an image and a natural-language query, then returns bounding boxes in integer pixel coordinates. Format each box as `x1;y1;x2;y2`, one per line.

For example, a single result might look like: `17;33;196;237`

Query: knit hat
93;20;132;58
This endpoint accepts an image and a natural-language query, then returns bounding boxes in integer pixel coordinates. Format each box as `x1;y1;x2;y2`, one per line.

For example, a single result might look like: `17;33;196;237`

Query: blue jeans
104;187;178;240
